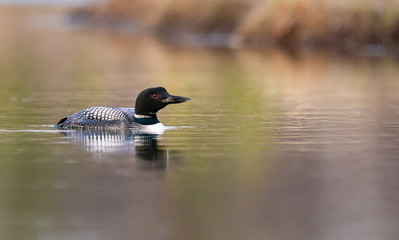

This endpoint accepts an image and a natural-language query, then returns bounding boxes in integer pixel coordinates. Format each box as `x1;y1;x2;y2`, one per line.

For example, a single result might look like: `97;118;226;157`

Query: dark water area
2;6;399;240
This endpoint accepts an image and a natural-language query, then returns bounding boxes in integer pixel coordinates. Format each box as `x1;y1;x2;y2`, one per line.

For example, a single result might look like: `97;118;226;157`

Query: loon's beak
165;95;191;104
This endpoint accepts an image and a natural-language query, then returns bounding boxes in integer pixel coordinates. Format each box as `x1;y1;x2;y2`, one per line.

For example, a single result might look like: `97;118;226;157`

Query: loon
56;87;190;129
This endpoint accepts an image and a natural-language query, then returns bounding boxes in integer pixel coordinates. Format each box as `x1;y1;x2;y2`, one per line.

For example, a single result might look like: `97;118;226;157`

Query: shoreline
69;0;399;53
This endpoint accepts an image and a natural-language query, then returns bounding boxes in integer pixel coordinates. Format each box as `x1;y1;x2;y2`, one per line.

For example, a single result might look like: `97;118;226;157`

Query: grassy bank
73;0;399;50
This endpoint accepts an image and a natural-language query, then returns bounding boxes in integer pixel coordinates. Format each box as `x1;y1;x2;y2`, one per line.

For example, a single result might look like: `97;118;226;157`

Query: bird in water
56;87;190;130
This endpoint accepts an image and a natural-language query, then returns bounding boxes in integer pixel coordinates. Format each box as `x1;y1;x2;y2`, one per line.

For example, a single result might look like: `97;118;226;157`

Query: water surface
1;6;399;240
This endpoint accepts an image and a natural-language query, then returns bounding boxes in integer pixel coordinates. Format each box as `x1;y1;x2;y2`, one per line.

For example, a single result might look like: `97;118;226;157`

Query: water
2;6;399;240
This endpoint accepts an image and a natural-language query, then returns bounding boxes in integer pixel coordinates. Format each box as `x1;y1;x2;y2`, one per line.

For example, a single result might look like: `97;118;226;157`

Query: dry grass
74;0;399;49
238;0;399;47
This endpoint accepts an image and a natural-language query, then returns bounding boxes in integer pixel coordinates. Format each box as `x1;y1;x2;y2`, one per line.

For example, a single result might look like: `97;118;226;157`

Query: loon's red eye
151;93;157;98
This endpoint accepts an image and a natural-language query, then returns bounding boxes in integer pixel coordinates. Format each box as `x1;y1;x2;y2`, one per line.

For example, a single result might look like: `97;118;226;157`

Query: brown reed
74;0;399;49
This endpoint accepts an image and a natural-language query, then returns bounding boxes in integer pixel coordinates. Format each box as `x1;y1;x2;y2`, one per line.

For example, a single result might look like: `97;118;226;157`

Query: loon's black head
134;87;190;115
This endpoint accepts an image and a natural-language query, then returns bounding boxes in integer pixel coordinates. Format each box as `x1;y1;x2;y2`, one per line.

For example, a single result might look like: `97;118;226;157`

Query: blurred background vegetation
73;0;399;51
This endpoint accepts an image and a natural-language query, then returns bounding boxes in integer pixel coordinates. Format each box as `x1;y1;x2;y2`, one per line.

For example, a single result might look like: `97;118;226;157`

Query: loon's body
57;87;190;129
57;107;147;128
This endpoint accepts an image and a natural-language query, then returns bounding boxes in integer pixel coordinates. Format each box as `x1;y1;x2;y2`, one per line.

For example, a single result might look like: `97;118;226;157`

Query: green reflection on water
0;134;60;240
0;37;40;120
162;58;275;239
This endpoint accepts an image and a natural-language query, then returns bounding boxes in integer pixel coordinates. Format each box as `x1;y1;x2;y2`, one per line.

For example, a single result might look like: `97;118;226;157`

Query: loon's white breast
139;122;166;134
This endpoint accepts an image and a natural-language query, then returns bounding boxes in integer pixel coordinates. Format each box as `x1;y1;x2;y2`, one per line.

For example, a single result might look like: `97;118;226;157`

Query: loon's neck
133;113;160;125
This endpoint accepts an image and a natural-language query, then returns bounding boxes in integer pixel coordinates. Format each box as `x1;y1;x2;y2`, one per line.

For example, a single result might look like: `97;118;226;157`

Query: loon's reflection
61;129;168;169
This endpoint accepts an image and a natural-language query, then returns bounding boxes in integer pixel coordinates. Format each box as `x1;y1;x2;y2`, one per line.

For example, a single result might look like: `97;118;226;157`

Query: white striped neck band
134;114;154;119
